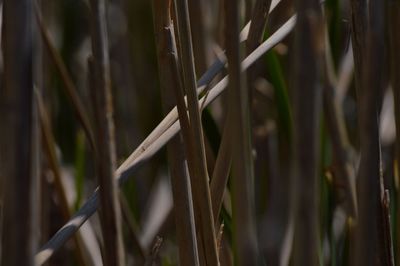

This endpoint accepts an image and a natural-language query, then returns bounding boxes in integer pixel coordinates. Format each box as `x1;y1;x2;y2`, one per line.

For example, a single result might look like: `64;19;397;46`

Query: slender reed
173;0;220;264
387;1;400;265
225;0;259;264
152;0;199;264
353;0;387;265
291;0;323;265
35;5;96;151
88;0;124;264
35;18;295;264
0;0;39;265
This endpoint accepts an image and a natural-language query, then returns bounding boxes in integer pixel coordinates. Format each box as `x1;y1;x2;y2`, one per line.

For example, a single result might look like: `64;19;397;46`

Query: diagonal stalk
152;0;200;264
35;17;296;264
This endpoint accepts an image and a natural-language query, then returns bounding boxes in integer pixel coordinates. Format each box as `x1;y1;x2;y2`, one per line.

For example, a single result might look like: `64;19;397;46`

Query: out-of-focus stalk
0;0;39;265
225;0;259;265
291;0;324;265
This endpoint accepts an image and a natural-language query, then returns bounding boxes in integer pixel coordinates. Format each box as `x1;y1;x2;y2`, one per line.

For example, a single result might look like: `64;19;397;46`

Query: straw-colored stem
36;18;295;264
153;1;200;264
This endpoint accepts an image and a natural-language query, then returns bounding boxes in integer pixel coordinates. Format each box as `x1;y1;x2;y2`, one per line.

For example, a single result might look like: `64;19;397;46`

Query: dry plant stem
117;0;284;174
210;114;232;222
119;193;146;264
323;83;357;214
225;0;259;264
349;0;367;94
174;0;219;264
354;0;386;265
245;0;253;22
381;190;395;266
152;1;200;265
187;0;209;75
0;0;39;265
89;0;125;265
246;0;272;101
35;89;90;266
323;40;357;217
292;0;323;265
144;237;163;266
387;2;400;264
167;27;207;264
36;17;296;264
34;5;96;151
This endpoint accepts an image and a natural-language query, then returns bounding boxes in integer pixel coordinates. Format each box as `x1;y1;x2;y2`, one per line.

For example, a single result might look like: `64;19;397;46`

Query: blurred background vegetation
0;0;399;265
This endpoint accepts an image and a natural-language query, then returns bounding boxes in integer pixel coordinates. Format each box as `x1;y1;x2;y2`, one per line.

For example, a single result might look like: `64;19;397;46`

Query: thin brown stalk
35;88;90;266
144;237;163;266
173;0;220;264
119;193;146;264
36;18;296;263
349;0;367;94
187;0;209;75
34;4;96;151
323;37;357;218
381;190;395;266
247;0;272;54
225;0;259;264
387;1;400;265
353;0;386;265
168;12;208;266
210;115;232;222
246;0;272;101
152;1;200;265
89;0;124;264
245;0;254;22
291;0;323;265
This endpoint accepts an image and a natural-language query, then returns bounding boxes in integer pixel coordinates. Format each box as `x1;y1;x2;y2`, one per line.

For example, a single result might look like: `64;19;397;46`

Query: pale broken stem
119;0;283;174
35;16;296;265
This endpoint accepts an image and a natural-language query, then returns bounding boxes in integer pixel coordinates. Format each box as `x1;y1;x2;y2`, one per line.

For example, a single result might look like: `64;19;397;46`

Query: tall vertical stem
225;0;259;265
89;0;125;264
292;0;323;265
0;0;39;265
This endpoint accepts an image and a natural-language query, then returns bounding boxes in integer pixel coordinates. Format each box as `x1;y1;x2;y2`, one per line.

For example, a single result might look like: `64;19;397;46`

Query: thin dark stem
387;1;400;265
119;193;146;264
225;0;259;264
291;0;323;265
210;115;232;222
354;0;386;265
349;0;367;95
246;0;272;102
381;190;395;266
34;4;96;151
89;0;125;264
173;0;220;264
0;0;38;265
35;20;295;263
152;0;200;265
187;0;209;75
36;89;90;266
323;67;357;218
